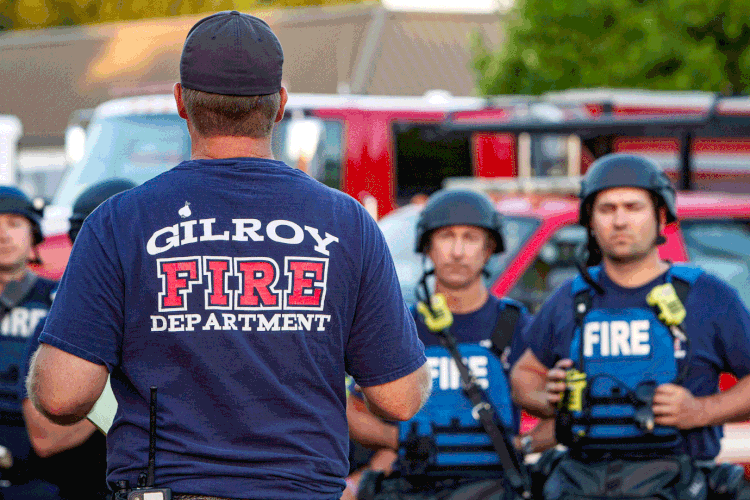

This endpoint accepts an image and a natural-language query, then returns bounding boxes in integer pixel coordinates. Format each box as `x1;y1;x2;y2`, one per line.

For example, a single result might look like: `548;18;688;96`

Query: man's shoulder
687;267;745;306
493;296;526;314
532;277;578;324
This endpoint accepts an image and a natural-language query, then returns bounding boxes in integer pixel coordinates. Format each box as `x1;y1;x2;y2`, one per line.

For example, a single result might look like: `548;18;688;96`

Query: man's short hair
182;88;281;138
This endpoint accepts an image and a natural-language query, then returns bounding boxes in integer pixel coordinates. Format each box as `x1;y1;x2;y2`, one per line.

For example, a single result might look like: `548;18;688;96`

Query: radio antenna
147;386;157;487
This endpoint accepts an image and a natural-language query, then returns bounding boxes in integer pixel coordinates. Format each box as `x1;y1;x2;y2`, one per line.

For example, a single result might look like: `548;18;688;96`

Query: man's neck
0;268;28;296
602;250;669;288
435;279;489;314
190;135;275;161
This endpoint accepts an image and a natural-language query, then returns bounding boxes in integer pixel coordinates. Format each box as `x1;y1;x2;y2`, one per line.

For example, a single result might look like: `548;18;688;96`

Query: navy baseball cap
180;11;283;96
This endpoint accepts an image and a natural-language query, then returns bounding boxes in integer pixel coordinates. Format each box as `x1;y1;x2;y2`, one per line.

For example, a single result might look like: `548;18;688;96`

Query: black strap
573;290;592;372
669;275;692;386
490;302;521;358
671;277;690;306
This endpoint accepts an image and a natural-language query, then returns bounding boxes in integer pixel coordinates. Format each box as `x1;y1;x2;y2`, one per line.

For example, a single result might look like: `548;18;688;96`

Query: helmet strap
415;255;435;305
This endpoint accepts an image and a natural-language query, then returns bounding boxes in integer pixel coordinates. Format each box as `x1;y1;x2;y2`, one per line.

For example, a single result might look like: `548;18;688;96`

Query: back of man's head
69;179;136;243
0;186;43;246
179;11;284;138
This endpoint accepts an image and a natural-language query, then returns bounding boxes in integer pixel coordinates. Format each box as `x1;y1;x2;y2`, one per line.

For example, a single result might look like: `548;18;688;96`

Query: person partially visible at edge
511;153;750;500
26;10;430;500
342;190;555;500
19;179;136;500
0;186;58;499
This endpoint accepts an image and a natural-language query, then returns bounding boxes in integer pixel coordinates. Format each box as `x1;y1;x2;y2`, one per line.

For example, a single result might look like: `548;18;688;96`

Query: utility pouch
543;455;706;500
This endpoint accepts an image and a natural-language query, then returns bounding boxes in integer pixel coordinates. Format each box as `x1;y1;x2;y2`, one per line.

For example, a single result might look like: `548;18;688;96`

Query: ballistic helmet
0;186;43;246
69;179;136;243
579;153;677;227
415;190;503;254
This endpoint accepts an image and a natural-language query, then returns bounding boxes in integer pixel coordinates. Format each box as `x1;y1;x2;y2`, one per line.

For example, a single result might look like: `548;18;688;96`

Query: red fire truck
35;89;750;280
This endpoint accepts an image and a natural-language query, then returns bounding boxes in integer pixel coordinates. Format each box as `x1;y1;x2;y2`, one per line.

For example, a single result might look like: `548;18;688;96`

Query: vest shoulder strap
571;266;602;324
665;264;703;325
490;299;522;357
570;266;601;296
667;263;703;290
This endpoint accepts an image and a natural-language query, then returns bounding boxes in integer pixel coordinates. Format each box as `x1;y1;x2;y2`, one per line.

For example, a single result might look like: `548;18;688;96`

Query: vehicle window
394;127;472;206
379;208;539;305
507;224;587;312
681;219;750;308
272;118;344;190
53;114;190;208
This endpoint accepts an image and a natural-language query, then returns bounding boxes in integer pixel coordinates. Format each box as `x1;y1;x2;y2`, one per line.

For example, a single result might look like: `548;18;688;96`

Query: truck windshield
53;114;190;208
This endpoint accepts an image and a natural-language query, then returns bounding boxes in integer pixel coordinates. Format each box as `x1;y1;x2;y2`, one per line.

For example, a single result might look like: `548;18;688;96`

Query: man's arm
510;348;571;419
27;344;108;425
347;395;398;449
360;362;431;421
21;399;97;457
513;417;557;454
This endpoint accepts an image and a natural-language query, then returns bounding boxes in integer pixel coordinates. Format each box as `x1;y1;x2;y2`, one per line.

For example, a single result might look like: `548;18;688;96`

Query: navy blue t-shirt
39;159;425;499
524;267;750;460
412;295;529;432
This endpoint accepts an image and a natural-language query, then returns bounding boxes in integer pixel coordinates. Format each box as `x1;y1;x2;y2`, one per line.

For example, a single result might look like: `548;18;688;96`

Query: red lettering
285;259;327;309
236;259;280;308
204;258;231;308
158;258;201;310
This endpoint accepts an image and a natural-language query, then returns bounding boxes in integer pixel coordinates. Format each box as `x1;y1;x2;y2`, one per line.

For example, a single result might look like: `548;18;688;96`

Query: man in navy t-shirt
26;11;430;500
344;190;554;500
511;154;750;499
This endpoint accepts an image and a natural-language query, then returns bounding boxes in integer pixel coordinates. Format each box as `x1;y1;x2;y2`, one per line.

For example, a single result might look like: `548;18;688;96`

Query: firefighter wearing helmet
0;186;57;496
511;153;750;500
353;190;556;500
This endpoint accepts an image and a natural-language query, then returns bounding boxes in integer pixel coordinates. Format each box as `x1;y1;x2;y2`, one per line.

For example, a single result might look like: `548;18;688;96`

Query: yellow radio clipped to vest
563;369;587;413
646;283;686;327
416;293;454;332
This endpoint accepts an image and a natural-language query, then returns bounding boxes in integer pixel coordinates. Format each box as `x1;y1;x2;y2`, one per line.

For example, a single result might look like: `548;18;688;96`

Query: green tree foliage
0;0;364;31
473;0;750;95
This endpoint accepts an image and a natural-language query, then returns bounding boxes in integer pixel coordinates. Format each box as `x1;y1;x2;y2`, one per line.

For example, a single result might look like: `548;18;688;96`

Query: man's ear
659;206;668;231
275;87;288;123
174;83;188;120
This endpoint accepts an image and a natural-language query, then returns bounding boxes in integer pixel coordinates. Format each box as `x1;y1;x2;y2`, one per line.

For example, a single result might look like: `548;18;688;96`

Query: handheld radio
113;387;172;500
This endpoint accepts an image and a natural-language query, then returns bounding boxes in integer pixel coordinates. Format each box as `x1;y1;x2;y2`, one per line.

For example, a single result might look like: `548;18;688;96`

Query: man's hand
544;358;573;408
652;383;705;429
510;349;567;418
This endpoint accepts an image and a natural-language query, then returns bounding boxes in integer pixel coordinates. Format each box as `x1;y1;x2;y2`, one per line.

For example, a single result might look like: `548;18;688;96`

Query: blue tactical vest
561;264;703;455
0;273;57;415
399;342;515;469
